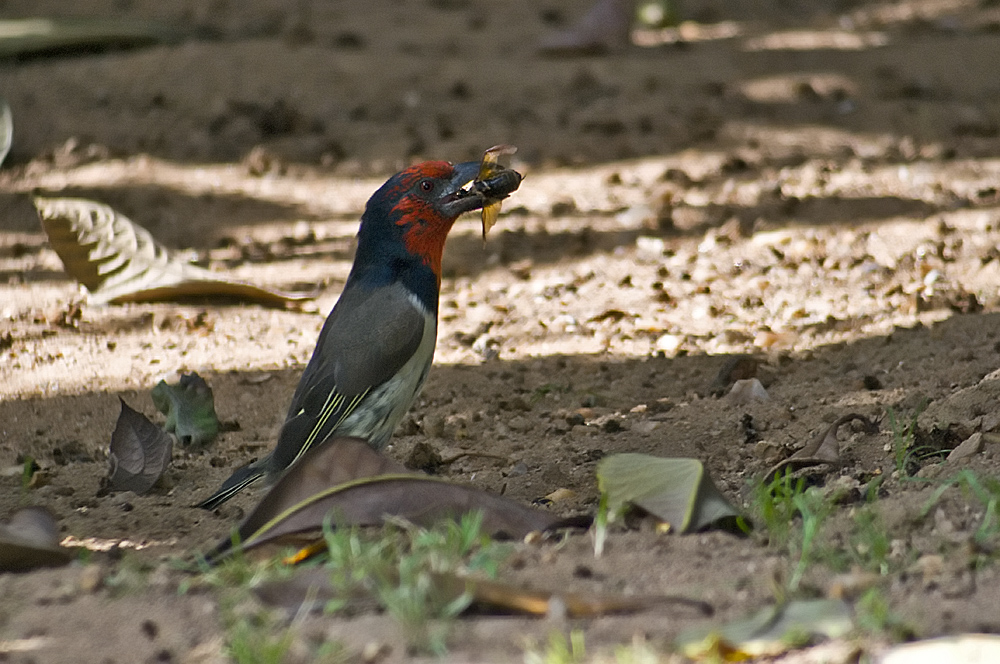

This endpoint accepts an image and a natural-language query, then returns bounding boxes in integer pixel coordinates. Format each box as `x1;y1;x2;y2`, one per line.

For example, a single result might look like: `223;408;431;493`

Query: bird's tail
194;462;264;510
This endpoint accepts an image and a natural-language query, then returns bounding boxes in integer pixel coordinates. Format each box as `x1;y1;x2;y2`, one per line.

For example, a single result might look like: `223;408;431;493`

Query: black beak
437;160;487;218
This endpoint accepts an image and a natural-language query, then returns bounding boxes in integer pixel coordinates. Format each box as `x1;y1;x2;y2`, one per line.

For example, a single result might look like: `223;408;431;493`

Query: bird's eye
420;179;434;192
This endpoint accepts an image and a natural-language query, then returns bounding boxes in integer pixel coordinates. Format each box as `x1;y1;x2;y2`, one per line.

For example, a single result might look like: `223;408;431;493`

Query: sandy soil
3;0;1000;661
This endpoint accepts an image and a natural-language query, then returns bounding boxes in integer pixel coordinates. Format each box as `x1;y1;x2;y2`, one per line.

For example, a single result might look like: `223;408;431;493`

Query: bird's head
357;160;486;286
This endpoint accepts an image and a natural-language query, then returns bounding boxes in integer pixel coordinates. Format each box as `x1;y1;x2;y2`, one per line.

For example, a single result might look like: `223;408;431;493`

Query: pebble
78;564;104;593
753;440;784;463
728;378;769;405
947;432;983;462
508;416;532;432
421;414;445;437
655;333;682;355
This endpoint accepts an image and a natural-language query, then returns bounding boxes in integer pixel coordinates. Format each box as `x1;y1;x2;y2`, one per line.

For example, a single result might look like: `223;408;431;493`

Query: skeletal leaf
151;373;220;447
596;454;742;533
0;506;72;572
0;97;10;168
0;17;181;59
676;599;853;660
35;197;313;307
108;398;173;494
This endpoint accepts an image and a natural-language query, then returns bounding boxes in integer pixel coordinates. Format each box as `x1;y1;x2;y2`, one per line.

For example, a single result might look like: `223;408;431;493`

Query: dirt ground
3;0;1000;661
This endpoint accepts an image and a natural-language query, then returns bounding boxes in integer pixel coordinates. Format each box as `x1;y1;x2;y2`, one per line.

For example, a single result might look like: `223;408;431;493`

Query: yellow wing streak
290;388;370;467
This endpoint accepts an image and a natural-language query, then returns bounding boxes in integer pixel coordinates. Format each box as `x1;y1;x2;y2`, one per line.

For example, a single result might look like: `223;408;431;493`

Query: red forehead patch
383;161;454;200
401;161;454;181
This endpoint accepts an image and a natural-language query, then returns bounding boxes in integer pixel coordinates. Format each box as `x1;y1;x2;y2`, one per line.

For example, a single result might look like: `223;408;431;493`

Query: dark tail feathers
194;463;263;510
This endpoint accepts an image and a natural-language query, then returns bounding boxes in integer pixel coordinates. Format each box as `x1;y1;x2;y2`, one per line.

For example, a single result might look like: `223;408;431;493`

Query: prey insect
472;144;522;240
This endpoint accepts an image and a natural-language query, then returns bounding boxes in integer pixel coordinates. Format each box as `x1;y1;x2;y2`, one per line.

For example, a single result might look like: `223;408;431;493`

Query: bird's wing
270;282;429;471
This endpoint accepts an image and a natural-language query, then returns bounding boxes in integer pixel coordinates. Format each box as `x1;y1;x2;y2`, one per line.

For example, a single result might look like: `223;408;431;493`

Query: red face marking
390;161;459;283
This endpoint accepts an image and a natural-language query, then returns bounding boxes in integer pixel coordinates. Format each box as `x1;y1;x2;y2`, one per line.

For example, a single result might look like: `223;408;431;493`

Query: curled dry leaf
107;398;173;495
443;572;713;618
151;373;220;447
206;437;580;562
254;567;713;619
596;454;743;534
34;197;314;307
767;413;880;479
0;506;72;572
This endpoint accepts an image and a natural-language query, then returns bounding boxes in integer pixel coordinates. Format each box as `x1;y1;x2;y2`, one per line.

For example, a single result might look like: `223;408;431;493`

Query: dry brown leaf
206;437;579;562
768;413;880;479
106;398;173;494
254;567;712;618
0;507;72;572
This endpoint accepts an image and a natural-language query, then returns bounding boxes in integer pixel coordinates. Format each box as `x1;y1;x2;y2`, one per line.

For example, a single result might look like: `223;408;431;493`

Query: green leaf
675;599;853;660
596;454;741;533
151;373;220;447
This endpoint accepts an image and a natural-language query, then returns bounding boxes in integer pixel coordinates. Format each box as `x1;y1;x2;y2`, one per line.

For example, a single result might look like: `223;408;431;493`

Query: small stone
827;570;881;600
395;415;420;436
633;421;660;434
655;333;682;355
933;507;957;536
523;531;543;545
728;378;769;405
636;236;666;257
753;330;797;349
508;416;532;432
362;642;390;663
861;374;883;390
753;440;784;463
421;414;445;437
472;334;500;361
78;564;104;593
947;432;984;462
507;462;529;477
602;419;622;433
708;355;759;395
911;554;945;584
403;441;443;472
443;414;469;439
982;412;1000;433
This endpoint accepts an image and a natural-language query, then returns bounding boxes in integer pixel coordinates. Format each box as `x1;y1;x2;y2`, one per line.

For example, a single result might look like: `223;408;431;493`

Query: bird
197;158;515;509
